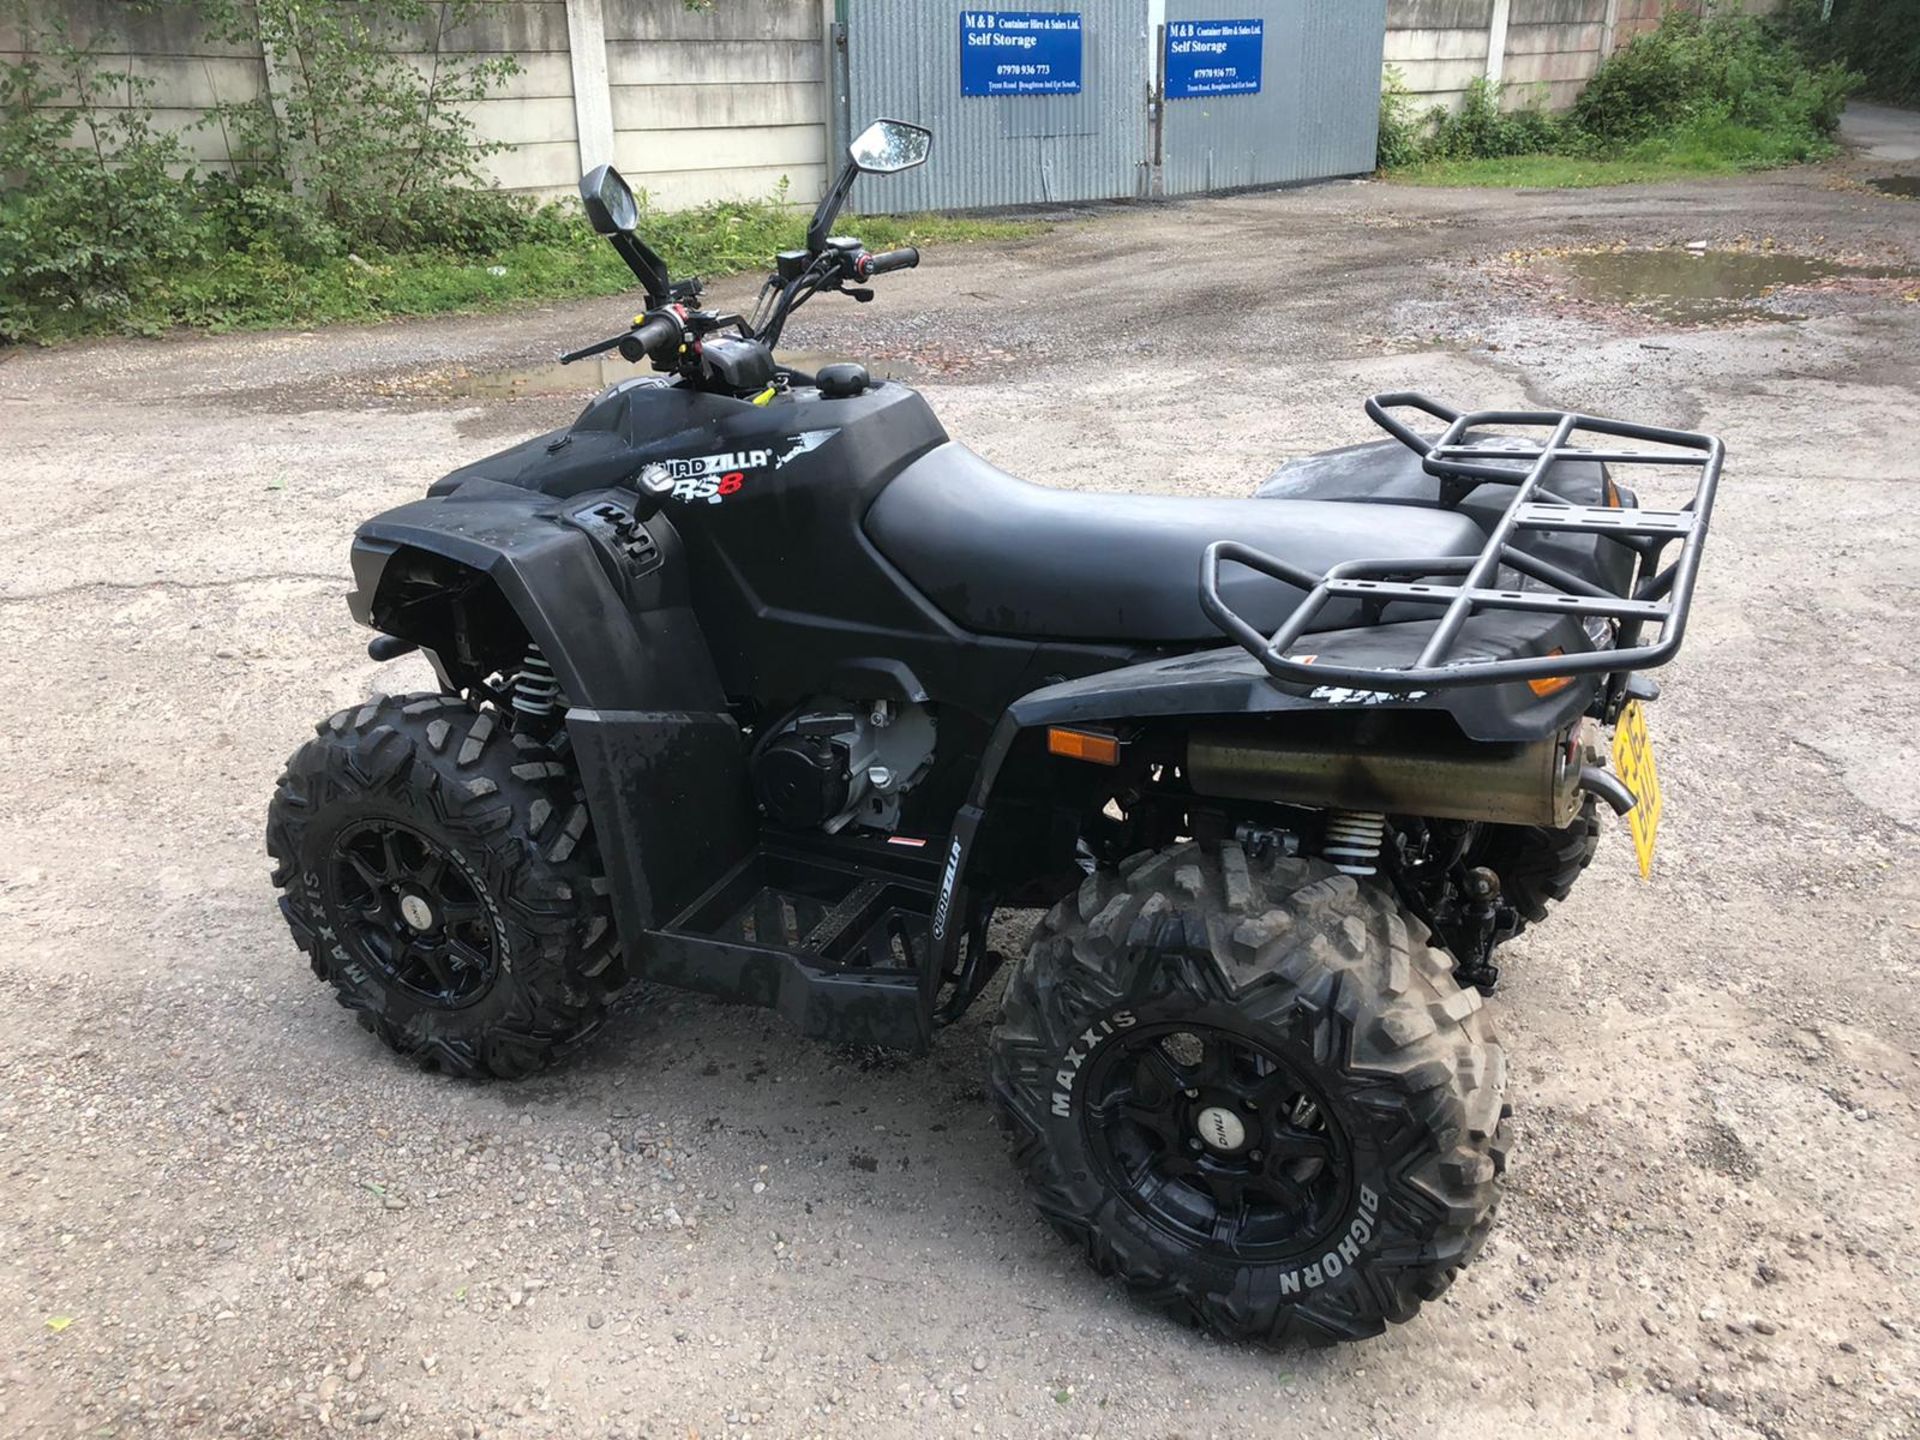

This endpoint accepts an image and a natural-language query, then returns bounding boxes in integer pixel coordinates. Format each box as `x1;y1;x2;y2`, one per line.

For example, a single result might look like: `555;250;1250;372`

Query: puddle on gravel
438;349;919;401
1531;247;1913;324
1868;175;1920;200
442;356;629;399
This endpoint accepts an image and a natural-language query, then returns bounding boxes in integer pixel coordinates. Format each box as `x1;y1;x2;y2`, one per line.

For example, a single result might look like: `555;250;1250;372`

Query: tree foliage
1784;0;1920;105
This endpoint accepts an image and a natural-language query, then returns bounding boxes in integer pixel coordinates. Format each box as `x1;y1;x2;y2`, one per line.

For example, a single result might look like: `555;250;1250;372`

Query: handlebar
855;246;920;280
564;240;915;375
559;309;683;367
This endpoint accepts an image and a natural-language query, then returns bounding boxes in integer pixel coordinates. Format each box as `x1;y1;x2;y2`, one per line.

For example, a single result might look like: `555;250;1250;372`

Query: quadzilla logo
636;428;839;505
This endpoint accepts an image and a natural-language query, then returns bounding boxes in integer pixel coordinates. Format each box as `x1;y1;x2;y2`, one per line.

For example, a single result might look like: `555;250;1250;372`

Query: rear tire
267;693;624;1079
989;840;1508;1346
1477;798;1603;930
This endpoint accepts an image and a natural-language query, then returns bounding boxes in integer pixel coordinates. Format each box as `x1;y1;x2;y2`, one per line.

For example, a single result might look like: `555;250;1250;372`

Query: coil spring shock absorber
510;644;563;726
1323;811;1387;876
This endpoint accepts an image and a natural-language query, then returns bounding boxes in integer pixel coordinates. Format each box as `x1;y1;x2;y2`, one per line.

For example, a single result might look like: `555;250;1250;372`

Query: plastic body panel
419;376;1162;737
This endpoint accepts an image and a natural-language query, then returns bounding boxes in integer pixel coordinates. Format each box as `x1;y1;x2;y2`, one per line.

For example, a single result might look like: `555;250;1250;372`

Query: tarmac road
2;134;1918;1439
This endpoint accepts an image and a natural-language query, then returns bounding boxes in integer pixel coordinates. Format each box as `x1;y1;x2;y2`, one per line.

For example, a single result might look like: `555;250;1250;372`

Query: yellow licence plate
1610;701;1664;879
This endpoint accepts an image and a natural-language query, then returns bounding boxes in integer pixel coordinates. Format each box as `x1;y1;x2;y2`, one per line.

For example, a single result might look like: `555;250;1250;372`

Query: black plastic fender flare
925;633;1596;989
349;479;726;714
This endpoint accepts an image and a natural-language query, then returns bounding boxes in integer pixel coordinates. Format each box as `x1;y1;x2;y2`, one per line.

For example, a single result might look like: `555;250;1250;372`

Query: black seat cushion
864;443;1487;642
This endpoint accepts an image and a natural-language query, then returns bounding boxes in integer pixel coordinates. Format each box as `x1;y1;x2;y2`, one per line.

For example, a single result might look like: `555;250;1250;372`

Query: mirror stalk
806;163;859;256
611;233;672;308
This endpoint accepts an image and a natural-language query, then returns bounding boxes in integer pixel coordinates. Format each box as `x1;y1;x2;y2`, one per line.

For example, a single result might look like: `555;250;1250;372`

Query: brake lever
558;333;624;365
844;287;875;304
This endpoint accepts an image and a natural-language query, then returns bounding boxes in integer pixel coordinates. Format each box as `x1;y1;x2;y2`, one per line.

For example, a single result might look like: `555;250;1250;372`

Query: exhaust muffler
1187;725;1583;828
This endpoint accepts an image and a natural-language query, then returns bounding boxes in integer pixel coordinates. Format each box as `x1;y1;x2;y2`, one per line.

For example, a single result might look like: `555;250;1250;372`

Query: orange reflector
1528;648;1573;697
1048;727;1121;766
1602;475;1621;507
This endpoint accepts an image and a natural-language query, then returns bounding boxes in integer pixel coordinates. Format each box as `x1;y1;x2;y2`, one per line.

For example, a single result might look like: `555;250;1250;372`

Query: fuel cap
816;363;871;398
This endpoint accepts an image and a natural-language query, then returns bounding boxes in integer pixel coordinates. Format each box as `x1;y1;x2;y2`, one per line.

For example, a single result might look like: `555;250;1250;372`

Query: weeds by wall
0;0;1029;343
1379;7;1859;182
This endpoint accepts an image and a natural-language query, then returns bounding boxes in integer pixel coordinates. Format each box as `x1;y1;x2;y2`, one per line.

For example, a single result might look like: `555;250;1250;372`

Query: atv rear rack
1200;393;1724;692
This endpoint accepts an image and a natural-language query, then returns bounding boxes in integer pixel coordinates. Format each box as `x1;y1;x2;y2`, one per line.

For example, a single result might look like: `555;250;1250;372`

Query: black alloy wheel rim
1081;1022;1351;1260
325;819;499;1008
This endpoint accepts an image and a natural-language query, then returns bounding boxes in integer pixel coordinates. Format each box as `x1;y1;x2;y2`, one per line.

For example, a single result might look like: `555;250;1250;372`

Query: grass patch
1390;117;1837;189
17;203;1046;342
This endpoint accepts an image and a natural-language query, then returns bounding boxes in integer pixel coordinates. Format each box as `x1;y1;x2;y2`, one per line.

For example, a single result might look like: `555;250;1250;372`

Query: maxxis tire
267;693;623;1080
1477;799;1603;928
989;840;1508;1347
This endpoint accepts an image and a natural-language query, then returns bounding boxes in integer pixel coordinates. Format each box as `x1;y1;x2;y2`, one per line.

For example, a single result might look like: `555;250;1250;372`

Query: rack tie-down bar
1200;393;1724;692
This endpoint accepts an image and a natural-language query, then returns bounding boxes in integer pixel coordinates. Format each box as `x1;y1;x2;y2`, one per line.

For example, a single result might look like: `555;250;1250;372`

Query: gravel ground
3;126;1919;1440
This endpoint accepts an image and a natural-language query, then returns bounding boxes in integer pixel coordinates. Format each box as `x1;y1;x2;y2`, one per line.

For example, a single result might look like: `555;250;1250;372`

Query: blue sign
1165;18;1264;99
961;10;1084;97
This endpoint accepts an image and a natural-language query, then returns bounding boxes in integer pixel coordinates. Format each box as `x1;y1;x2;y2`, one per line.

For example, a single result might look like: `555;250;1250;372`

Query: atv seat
865;443;1488;642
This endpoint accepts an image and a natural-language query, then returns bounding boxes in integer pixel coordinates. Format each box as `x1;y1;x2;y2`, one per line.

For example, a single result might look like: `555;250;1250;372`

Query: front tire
267;693;624;1079
990;841;1508;1346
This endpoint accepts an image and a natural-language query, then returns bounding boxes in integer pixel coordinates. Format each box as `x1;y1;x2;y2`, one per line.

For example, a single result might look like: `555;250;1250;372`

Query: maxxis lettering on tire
1049;1008;1136;1117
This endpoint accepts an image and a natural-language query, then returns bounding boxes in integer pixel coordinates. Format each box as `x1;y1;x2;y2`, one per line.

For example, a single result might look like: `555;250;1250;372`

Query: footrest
676;847;933;969
635;842;940;1052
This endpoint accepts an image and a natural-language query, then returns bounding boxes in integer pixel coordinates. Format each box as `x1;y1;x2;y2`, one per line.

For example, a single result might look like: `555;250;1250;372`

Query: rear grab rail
1199;394;1724;692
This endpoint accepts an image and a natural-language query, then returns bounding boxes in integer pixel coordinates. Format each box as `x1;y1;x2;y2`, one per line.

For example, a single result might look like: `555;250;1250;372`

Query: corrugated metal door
1160;0;1386;194
843;0;1152;212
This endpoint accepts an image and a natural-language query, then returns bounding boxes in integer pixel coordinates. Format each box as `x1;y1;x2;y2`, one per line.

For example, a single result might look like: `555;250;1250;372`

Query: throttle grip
618;311;683;366
857;247;920;279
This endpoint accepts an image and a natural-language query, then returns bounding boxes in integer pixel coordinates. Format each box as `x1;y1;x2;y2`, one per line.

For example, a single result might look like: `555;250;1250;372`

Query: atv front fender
352;479;756;934
350;478;725;713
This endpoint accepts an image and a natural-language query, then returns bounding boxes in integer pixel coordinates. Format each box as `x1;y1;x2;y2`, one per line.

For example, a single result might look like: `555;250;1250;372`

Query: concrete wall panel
602;0;820;43
611;80;823;132
604;39;822;88
7;1;830;205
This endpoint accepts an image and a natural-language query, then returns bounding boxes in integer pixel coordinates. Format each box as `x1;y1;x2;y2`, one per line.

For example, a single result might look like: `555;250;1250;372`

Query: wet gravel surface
3;134;1919;1439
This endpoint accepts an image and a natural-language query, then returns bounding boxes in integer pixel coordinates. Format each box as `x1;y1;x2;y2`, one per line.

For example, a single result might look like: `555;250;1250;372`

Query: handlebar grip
618;311;683;366
857;247;920;279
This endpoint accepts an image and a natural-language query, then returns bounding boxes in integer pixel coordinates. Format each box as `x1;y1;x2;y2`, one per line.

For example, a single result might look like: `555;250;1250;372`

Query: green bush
1376;67;1425;170
1573;7;1854;147
1425;78;1567;161
0;0;577;341
196;0;525;254
0;19;205;340
199;177;348;264
1378;6;1858;179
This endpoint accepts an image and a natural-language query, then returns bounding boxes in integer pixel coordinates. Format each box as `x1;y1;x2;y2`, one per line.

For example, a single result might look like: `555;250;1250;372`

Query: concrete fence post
258;31;306;195
1601;0;1622;58
1485;0;1511;89
564;0;615;175
821;0;843;161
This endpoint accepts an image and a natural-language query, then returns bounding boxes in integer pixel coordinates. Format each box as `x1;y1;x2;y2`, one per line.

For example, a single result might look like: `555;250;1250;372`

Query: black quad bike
268;121;1721;1345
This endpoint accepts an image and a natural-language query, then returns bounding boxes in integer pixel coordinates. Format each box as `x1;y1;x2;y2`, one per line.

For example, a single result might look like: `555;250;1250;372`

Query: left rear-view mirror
580;164;639;235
